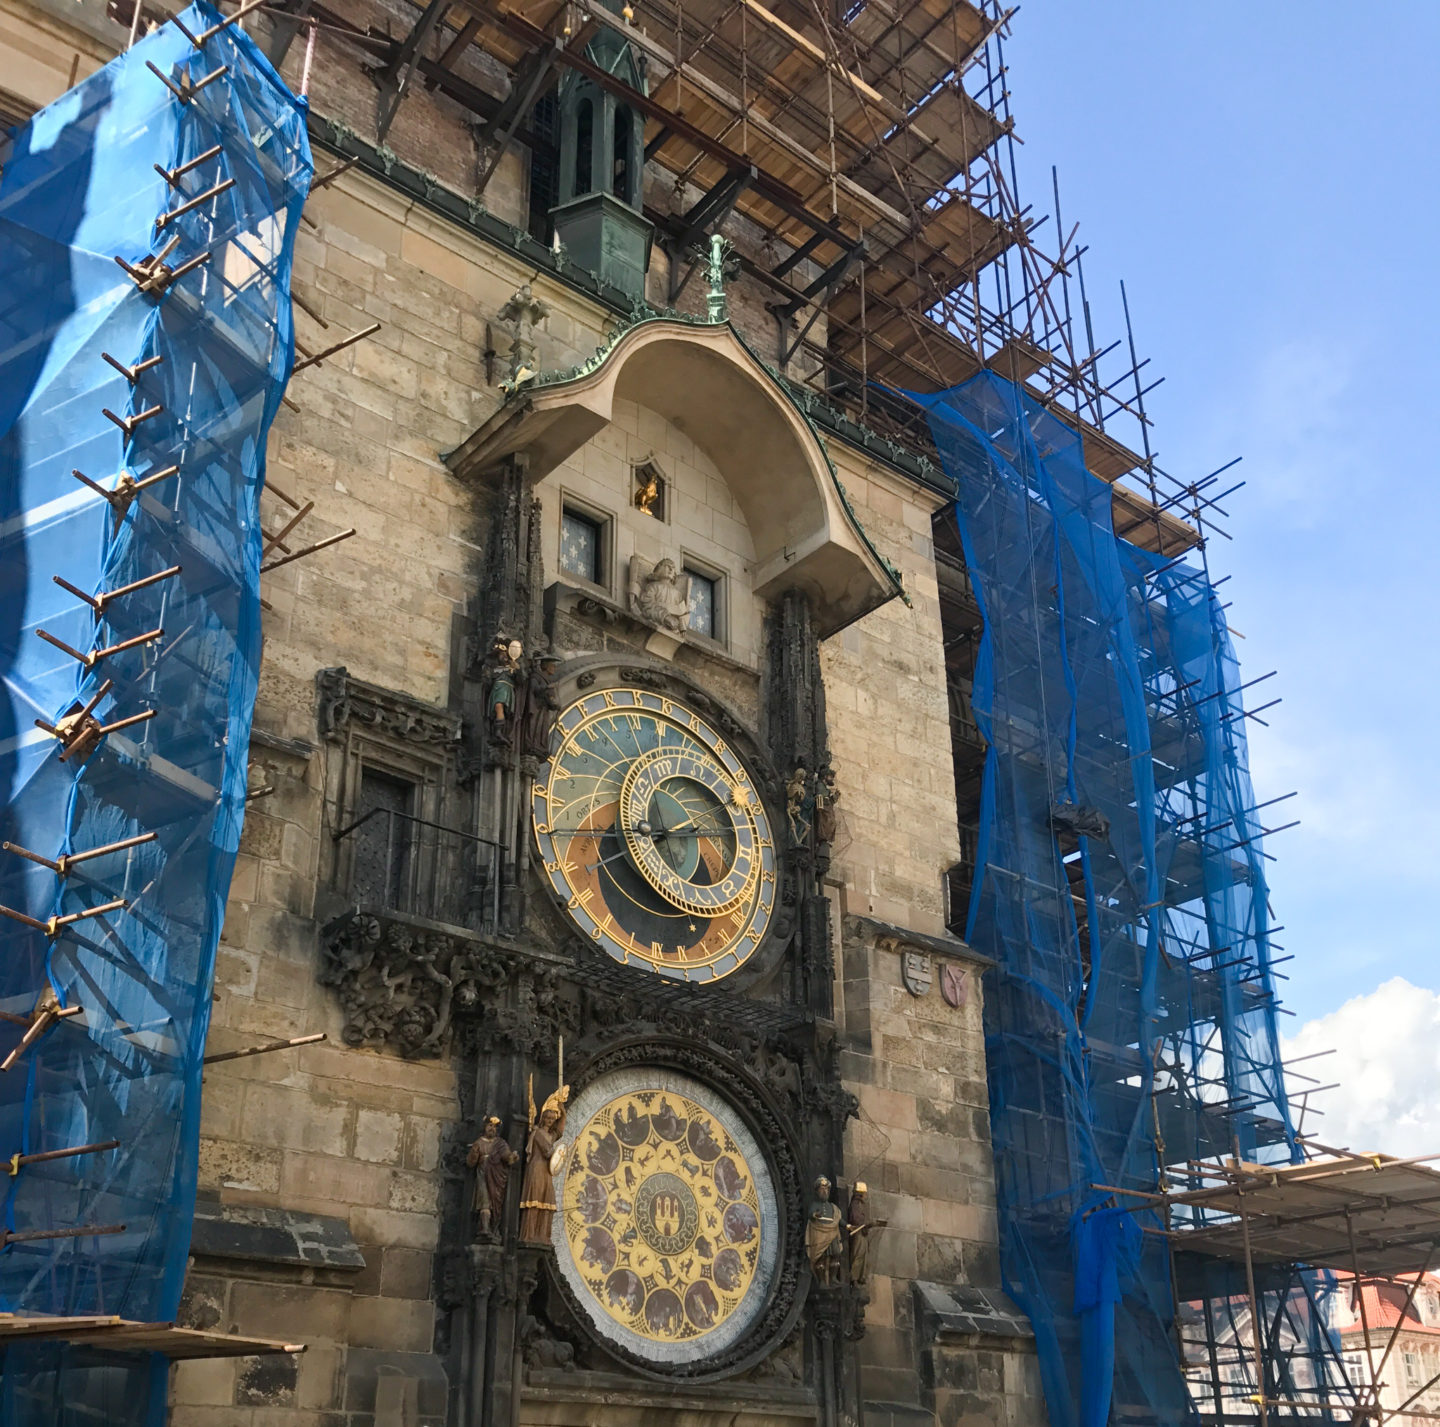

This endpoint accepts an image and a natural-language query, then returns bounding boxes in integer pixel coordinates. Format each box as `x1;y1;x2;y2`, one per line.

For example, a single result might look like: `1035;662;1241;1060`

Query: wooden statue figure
805;1175;843;1286
466;1115;518;1239
487;637;523;744
520;652;562;759
814;763;841;845
519;1077;570;1243
846;1180;887;1285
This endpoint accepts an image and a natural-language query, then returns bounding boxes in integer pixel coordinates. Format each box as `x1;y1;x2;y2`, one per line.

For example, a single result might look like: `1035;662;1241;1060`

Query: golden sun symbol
729;783;751;808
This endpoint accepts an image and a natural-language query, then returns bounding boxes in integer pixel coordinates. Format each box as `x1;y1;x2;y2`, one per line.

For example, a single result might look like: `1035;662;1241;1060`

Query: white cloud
1281;978;1440;1157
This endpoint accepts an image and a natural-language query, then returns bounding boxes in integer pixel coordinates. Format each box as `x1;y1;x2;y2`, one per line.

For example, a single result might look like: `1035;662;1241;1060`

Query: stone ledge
190;1196;367;1272
524;1370;816;1416
846;914;995;971
249;728;317;762
914;1281;1033;1344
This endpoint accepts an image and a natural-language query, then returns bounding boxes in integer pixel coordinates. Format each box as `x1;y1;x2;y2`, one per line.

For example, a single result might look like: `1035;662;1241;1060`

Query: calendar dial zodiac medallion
554;1069;780;1366
533;686;777;982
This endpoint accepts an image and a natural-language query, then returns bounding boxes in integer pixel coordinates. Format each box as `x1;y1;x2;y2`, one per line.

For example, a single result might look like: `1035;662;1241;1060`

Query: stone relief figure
520;651;562;759
519;1079;570;1243
629;555;691;634
846;1180;886;1285
467;1115;519;1240
487;637;523;744
497;281;549;384
805;1175;843;1286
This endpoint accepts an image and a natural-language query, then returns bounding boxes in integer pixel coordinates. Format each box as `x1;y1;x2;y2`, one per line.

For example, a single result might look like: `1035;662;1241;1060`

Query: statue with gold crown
519;1041;570;1243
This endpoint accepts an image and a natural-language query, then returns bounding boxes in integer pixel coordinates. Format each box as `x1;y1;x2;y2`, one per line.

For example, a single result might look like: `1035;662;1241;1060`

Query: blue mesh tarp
0;8;309;1421
913;373;1315;1427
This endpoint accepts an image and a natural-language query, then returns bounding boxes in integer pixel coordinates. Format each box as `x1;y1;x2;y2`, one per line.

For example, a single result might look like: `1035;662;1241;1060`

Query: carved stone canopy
444;319;897;636
317;667;462;748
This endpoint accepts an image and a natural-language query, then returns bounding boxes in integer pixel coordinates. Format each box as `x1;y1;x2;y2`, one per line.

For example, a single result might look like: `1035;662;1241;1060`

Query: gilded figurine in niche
632;461;664;519
519;1074;570;1243
467;1115;519;1239
805;1175;843;1286
486;637;523;744
629;555;691;634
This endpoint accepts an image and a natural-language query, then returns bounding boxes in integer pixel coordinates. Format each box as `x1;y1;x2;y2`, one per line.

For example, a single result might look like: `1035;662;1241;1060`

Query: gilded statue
633;464;662;517
846;1180;886;1285
487;637;523;744
519;1074;570;1243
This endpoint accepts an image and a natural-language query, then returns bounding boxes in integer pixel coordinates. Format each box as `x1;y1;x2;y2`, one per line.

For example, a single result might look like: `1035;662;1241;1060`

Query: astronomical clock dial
554;1069;780;1366
532;687;777;982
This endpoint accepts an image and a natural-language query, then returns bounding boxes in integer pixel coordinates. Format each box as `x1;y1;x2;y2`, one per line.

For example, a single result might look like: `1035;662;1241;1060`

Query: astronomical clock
525;680;804;1375
359;405;856;1407
532;686;778;983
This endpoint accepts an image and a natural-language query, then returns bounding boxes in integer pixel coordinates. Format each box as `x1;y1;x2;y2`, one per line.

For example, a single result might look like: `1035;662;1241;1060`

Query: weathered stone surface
189;1197;367;1271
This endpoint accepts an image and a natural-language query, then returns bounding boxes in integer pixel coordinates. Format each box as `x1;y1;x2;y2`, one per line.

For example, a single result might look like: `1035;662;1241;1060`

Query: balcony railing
333;807;501;935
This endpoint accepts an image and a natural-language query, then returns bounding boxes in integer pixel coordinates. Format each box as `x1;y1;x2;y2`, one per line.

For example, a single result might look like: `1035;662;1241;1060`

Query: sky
999;3;1440;1152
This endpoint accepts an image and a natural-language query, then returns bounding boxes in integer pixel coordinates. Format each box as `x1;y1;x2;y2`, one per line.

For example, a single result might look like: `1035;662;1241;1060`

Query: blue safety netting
0;7;309;1421
912;373;1327;1427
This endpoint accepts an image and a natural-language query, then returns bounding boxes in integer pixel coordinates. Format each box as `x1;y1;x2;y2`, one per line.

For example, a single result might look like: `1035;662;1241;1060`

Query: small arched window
613;106;633;204
575;97;593;196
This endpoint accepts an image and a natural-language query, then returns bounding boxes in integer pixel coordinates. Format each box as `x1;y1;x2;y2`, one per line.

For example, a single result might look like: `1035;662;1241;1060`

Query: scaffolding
917;369;1440;1427
0;5;313;1421
256;0;1227;553
0;0;1392;1422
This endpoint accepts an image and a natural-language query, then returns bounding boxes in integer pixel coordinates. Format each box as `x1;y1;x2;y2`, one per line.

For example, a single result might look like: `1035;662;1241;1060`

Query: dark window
613;106;633;204
574;97;593;196
351;768;416;910
527;91;560;244
561;507;603;584
685;568;718;639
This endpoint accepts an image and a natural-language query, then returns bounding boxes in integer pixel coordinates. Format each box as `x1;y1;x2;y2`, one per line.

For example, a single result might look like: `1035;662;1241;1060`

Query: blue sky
1000;4;1440;1142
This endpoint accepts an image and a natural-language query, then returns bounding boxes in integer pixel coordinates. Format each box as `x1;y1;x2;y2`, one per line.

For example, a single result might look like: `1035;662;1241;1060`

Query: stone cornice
316;667;461;748
845;914;995;971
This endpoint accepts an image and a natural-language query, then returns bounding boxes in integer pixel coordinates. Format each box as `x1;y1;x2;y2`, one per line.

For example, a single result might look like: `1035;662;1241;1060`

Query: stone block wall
173;170;616;1423
813;461;1041;1425
1;8;1040;1416
817;461;955;937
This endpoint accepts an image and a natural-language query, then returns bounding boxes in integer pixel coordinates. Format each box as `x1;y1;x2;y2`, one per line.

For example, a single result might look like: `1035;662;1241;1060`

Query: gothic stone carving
316;666;462;748
319;913;577;1059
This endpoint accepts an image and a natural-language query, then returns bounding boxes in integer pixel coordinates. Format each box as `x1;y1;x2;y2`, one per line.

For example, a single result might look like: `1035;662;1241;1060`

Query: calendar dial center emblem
533;687;777;981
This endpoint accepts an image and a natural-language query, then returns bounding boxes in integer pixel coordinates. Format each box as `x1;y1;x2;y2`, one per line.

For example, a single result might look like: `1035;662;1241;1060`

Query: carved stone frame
316;667;464;901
